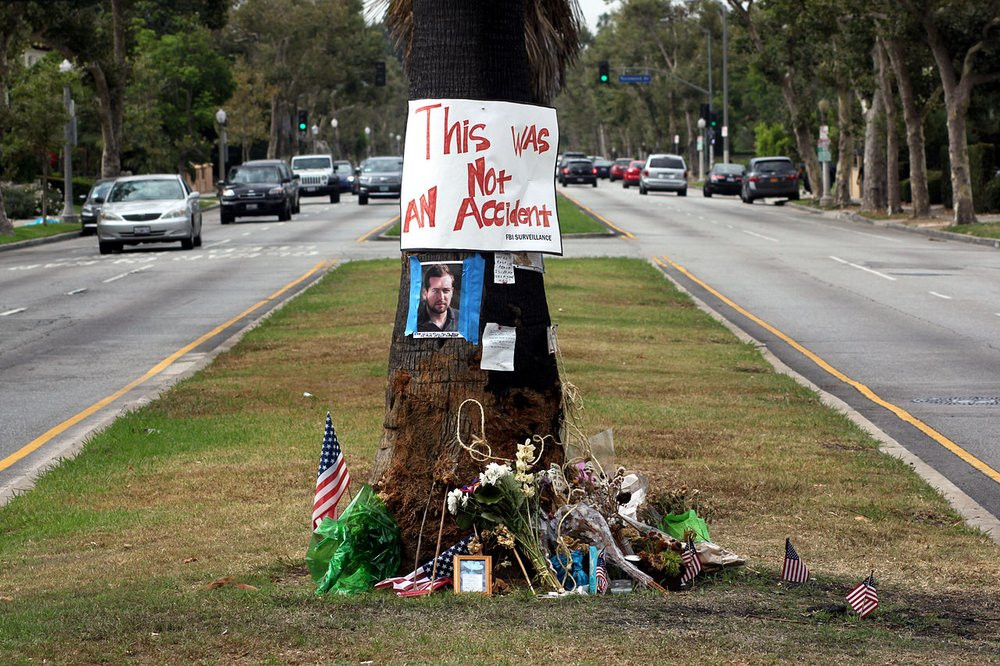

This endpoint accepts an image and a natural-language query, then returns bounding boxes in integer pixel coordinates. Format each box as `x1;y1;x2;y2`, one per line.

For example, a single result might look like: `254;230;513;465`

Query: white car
639;153;688;196
291;154;340;203
96;174;203;254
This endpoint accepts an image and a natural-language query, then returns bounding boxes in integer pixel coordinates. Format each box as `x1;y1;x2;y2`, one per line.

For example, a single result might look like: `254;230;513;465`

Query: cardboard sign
400;99;562;255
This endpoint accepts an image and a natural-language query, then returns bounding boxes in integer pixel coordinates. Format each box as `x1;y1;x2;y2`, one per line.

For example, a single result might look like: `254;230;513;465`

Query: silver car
97;174;203;254
639;153;688;196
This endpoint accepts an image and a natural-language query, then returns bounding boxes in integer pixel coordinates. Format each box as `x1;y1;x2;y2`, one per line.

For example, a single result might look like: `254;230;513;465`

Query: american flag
846;571;879;618
595;552;609;594
375;535;473;594
311;412;351;529
680;537;702;585
781;538;810;583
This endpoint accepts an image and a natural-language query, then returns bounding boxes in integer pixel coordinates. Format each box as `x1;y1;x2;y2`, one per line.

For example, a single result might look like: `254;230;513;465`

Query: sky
578;0;619;34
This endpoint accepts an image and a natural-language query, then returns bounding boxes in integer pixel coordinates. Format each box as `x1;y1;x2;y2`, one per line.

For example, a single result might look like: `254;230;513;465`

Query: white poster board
400;99;562;255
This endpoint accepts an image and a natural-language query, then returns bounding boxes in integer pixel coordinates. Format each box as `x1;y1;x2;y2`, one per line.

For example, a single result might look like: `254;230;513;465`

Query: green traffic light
600;75;608;82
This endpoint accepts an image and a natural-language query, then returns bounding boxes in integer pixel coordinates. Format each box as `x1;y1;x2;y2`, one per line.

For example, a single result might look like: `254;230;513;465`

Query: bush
0;182;63;219
968;143;996;213
983;177;1000;213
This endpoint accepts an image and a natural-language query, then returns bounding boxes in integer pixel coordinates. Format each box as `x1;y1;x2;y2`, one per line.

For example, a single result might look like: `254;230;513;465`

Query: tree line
554;0;1000;224
0;0;408;234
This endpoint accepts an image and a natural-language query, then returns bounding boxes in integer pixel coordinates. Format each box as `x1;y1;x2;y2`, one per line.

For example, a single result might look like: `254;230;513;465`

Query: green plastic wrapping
305;484;402;595
659;509;710;543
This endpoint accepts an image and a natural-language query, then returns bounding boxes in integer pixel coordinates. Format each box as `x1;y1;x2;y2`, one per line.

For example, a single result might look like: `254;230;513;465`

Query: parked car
591;157;613;179
639;153;688;196
622;160;644;188
609;158;632;182
290;154;340;203
219;159;300;224
741;156;799;204
356;156;404;205
558;158;598;187
79;178;114;236
703;163;746;197
333;160;355;193
96;174;202;254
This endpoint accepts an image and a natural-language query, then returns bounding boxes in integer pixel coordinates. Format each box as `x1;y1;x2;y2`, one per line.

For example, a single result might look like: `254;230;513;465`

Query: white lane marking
829;255;897;281
203;238;231;248
743;229;779;242
929;291;952;300
102;265;152;283
1;307;26;316
67;288;87;295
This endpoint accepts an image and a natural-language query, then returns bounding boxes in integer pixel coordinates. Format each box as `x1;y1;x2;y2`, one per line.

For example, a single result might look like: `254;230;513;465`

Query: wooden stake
511;547;535;595
429;488;449;583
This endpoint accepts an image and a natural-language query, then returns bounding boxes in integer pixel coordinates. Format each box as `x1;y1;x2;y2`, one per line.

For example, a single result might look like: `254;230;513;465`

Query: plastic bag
659;509;710;543
305;484;402;595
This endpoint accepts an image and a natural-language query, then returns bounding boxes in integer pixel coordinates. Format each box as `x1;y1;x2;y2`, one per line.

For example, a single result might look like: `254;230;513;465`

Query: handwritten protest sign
400;99;561;255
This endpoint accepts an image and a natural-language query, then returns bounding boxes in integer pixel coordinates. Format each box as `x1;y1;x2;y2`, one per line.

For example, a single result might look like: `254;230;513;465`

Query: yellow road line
0;259;337;473
558;191;637;240
654;254;1000;485
356;215;400;243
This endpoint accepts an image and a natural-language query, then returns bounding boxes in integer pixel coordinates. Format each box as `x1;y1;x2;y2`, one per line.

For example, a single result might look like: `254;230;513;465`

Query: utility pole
59;60;78;225
704;29;713;171
722;4;729;164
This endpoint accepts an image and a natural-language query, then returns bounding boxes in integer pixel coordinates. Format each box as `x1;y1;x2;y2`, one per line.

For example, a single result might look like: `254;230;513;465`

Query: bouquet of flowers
447;442;561;592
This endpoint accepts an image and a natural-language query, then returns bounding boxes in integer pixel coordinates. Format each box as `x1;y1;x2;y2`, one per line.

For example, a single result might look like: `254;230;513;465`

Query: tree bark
876;40;901;214
834;87;854;206
860;46;887;213
371;0;563;563
883;35;930;218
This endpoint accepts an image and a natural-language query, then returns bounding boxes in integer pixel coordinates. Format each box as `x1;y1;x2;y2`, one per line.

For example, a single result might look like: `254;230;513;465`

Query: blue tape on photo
404;255;423;336
458;254;484;345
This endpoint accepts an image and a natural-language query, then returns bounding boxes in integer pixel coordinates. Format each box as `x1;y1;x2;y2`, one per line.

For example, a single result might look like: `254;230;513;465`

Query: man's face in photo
423;275;454;314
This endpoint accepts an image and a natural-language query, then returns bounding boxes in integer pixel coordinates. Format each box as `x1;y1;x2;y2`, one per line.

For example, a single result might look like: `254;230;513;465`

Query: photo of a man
416;262;461;335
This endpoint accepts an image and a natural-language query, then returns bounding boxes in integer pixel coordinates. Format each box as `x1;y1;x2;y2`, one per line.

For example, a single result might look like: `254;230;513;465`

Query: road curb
0;231;82;253
789;203;1000;250
650;258;1000;546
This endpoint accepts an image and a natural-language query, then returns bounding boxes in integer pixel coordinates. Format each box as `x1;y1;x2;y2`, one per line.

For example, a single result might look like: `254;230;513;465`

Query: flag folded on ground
781;538;810;583
375;535;474;594
680;537;702;585
845;571;879;618
312;412;351;529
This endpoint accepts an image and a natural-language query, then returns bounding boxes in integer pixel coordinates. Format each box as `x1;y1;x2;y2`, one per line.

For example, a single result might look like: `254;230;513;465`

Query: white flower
482;462;512;486
447;488;463;515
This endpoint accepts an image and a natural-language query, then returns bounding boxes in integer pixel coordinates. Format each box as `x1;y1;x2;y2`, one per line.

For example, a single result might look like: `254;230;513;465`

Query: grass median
0;222;80;244
1;258;997;663
382;192;611;237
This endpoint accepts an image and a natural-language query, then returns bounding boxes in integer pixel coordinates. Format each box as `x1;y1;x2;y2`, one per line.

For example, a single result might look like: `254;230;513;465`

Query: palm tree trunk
372;0;563;561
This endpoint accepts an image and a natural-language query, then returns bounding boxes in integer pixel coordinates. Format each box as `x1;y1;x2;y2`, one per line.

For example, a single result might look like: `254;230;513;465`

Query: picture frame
453;555;493;595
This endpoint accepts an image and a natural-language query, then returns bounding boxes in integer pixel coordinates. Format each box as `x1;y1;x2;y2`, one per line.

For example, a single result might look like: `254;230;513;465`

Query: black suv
219;159;300;224
741;156;799;204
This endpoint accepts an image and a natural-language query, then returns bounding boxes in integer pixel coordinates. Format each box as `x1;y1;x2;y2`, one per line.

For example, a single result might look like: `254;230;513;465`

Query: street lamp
330;118;340;156
395;133;401;155
215;108;227;191
58;59;78;225
697;117;706;182
818;99;832;206
311;123;319;152
364;126;372;156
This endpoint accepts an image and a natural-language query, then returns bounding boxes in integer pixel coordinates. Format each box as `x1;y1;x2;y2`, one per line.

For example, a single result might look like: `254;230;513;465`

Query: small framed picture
453;555;493;595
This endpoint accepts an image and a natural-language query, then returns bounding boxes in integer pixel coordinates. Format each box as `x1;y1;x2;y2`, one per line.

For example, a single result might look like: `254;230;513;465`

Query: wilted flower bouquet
447;442;561;591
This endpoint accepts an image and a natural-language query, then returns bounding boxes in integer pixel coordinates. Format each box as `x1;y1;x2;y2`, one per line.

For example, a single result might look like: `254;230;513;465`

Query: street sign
818;146;832;162
618;73;652;84
819;124;829;141
697;137;704;151
721;125;728;138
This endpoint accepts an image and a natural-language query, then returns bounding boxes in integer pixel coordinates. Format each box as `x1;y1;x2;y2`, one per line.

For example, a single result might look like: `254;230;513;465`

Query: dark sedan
79;178;114;236
559;159;598;187
591;157;613;179
219;160;299;224
703;163;746;197
356;156;404;205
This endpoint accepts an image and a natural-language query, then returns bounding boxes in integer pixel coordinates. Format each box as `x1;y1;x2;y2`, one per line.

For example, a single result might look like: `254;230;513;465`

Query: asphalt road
3;184;998;540
560;182;1000;535
0;195;402;502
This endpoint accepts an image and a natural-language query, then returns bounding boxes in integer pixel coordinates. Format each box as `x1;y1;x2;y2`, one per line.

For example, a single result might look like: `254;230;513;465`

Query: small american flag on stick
846;571;879;618
781;538;810;583
680;537;702;585
311;412;350;529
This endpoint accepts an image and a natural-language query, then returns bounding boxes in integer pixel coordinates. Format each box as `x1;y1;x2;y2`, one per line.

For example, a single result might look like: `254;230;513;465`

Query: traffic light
710;111;718;128
374;60;386;86
297;110;308;133
598;60;609;84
